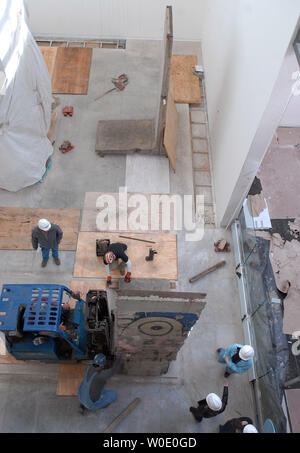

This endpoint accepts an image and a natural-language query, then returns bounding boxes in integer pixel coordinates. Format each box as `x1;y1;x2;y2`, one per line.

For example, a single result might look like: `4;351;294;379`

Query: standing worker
217;344;254;377
78;353;120;413
219;417;258;433
103;242;132;285
190;382;228;423
32;218;63;267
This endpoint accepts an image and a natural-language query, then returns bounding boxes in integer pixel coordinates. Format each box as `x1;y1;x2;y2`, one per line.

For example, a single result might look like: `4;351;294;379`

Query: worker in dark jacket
32;218;63;267
103;242;132;285
190;382;228;422
219;417;258;433
78;353;120;413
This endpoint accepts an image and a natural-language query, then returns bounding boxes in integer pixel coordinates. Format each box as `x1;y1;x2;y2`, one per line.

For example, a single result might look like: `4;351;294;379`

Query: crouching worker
104;242;132;285
78;353;120;413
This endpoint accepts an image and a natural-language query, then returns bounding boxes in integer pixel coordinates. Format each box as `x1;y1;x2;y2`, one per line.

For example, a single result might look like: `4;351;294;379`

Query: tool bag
96;239;110;257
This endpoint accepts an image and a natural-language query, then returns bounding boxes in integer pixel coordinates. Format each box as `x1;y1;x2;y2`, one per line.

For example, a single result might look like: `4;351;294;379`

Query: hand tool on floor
145;248;157;262
102;398;141;433
59;141;74;153
62;106;74;116
214;239;231;253
94;74;129;101
189;260;226;283
119;235;156;244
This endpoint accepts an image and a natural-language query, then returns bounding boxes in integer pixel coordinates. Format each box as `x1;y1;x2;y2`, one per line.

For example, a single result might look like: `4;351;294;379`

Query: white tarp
0;0;53;191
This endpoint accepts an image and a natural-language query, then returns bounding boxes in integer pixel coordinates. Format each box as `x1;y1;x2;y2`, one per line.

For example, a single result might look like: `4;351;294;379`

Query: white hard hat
38;219;51;231
206;393;222;411
243;424;258;433
239;345;254;361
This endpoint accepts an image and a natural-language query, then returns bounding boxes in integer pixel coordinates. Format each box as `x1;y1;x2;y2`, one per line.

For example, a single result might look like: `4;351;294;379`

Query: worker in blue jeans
78;353;120;413
32;218;63;267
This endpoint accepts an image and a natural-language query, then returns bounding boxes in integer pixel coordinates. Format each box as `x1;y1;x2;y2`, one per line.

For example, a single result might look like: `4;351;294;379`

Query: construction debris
214;239;230;253
145;248;157;261
189;260;226;283
95;73;129;101
62;106;74;117
59;141;74;153
102;398;141;433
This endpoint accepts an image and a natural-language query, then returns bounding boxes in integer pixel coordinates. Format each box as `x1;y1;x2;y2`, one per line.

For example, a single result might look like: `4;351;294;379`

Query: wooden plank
47;111;58;139
189;260;226;283
52;47;92;94
163;80;178;172
40;46;58;81
0;207;80;250
171;55;201;104
56;363;87;396
102;398;141;433
73;232;177;280
69;280;106;308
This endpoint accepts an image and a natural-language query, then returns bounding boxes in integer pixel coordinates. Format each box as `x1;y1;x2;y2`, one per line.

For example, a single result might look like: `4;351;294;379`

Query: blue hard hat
93;353;106;366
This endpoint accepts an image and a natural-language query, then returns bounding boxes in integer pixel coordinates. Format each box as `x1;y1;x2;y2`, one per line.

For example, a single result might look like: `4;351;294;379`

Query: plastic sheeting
0;0;53;191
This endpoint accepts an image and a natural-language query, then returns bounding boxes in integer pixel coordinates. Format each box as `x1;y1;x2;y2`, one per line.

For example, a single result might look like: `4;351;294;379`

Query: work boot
224;372;230;378
54;258;61;265
216;348;222;354
41;261;47;268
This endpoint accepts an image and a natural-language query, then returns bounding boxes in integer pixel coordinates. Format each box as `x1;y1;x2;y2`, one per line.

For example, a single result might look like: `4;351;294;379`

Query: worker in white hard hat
217;344;254;377
219;417;258;433
32;219;63;267
190;381;228;423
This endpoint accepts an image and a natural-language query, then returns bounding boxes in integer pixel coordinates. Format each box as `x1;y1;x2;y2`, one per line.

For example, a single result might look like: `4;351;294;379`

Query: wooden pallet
73;232;177;280
0;207;80;250
171;55;201;104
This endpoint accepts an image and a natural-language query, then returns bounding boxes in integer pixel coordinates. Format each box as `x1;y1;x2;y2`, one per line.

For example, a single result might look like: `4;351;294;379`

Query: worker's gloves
106;276;112;286
124;272;131;283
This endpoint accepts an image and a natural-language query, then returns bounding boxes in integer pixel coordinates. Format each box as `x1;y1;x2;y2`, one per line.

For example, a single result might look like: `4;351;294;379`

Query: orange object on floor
62;106;74;116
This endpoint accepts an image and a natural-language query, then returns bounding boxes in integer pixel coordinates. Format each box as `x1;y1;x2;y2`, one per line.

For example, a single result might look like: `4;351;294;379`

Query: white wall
25;0;205;40
280;52;300;126
201;0;300;226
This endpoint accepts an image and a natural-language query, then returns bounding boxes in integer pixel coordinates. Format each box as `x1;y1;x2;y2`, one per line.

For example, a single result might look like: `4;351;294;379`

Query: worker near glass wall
190;382;228;423
103;242;132;285
217;344;254;377
78;353;120;413
32;218;63;267
219;417;258;433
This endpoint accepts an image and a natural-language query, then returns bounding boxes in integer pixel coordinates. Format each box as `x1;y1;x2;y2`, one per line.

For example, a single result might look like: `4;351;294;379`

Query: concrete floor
0;40;255;433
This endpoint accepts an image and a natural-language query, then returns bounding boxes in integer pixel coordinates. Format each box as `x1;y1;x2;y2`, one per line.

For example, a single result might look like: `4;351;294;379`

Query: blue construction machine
0;284;114;363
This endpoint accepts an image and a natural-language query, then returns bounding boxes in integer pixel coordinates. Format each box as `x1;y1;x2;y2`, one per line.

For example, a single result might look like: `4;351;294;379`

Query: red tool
62;106;74;117
59;141;74;153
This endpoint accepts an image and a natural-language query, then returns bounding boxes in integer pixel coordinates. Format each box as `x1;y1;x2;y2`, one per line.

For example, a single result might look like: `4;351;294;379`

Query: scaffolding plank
73;232;177;280
171;55;201;104
0;207;80;250
52;47;92;94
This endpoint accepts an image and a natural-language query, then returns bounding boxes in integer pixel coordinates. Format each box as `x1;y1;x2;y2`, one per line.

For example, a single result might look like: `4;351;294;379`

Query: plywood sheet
40;46;58;81
163;81;178;172
52;47;92;94
69;280;106;308
73;232;177;280
57;363;87;396
80;192;176;233
171;55;201;104
0;208;80;250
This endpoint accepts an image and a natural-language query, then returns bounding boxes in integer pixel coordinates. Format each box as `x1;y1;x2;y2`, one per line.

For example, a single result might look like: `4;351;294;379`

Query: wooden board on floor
52;47;92;94
170;55;201;104
40;46;58;81
80;192;176;233
73;232;178;280
0;207;80;250
56;363;87;396
163;81;178;172
69;280;106;308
